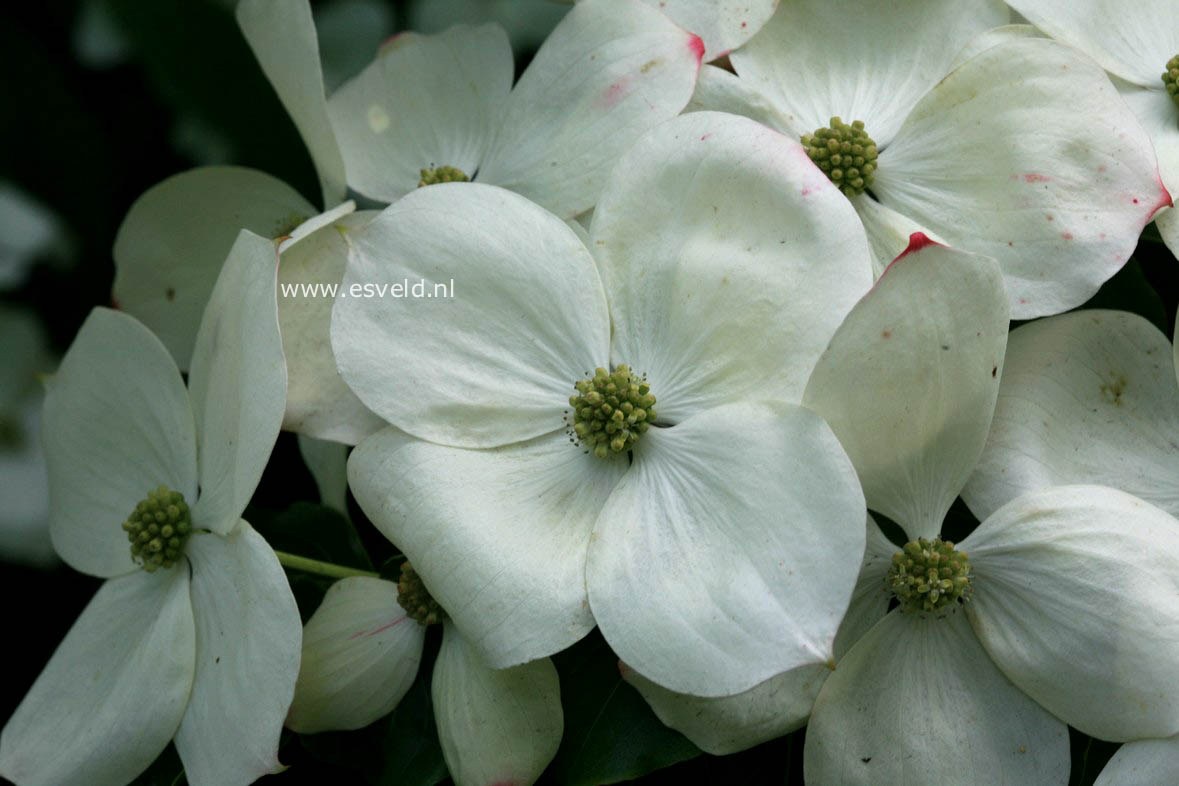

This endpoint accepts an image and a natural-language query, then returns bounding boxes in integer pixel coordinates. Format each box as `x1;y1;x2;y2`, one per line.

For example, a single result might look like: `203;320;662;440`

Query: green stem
274;550;379;580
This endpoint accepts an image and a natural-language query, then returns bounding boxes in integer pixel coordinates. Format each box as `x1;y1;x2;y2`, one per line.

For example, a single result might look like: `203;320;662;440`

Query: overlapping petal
804;611;1069;786
623;661;828;755
832;515;895;659
296;434;350;516
327;23;513;203
587;401;864;697
44;308;197;578
174;523;302;786
1094;735;1179;786
803;239;1009;541
333;183;609;448
591;111;873;419
278;212;384;445
1005;0;1178;87
641;0;777;61
286;577;425;734
112;167;313;371
189;230;286;536
348;427;622;668
1115;82;1179;257
875;38;1168;317
731;0;1008;145
0;570;195;786
432;624;562;786
963;311;1179;520
963;486;1179;741
478;0;703;218
236;0;347;206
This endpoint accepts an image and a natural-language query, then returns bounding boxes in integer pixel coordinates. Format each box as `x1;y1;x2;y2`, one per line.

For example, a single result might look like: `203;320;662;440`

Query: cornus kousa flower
114;0;704;448
958;310;1179;786
690;0;1170;318
327;0;702;215
333;112;873;698
794;237;1179;785
0;231;301;786
286;567;562;786
1005;0;1179;260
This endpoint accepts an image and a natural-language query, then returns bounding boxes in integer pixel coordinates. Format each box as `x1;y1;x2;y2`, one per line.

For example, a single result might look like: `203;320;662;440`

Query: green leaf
248;501;373;571
298;631;448;786
546;630;701;785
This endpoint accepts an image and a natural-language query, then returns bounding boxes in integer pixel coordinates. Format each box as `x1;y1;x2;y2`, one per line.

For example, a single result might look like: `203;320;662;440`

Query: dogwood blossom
113;0;703;447
287;573;562;786
689;0;1168;318
335;111;872;697
327;0;703;215
795;238;1179;784
0;231;301;786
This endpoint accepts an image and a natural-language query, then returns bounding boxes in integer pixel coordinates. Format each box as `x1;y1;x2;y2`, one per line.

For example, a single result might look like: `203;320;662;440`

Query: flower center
886;537;973;614
418;165;469;188
565;365;656;459
801;117;878;197
122;485;192;572
398;562;445;626
1163;55;1179;109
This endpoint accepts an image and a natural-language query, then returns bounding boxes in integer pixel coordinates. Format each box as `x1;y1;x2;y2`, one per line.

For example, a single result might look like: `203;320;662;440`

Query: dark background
1;1;1176;784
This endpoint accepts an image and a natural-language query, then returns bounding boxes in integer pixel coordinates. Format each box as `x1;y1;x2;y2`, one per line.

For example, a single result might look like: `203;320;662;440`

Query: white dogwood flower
0;231;301;786
1005;0;1179;258
334;111;873;698
795;238;1179;784
690;0;1169;318
287;571;562;786
327;0;703;214
113;0;704;447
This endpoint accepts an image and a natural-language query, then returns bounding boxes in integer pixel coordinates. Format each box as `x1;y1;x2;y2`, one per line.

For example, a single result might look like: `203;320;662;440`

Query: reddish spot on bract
1061;232;1073;240
347;616;407;640
877;232;942;280
896;232;940;258
688;34;706;64
1022;174;1050;183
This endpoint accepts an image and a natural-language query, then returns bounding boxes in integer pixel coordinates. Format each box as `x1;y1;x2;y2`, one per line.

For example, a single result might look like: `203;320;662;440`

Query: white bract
1005;0;1179;258
556;0;780;62
690;0;1169;318
0;231;301;786
964;310;1179;520
334;111;873;698
794;239;1179;784
287;575;562;786
113;0;379;445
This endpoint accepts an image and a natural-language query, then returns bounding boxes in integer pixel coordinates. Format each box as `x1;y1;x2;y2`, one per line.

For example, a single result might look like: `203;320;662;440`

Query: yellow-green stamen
802;117;878;197
123;485;192;572
398;562;445;626
418;165;469;187
887;537;973;614
566;365;656;459
1163;55;1179;109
